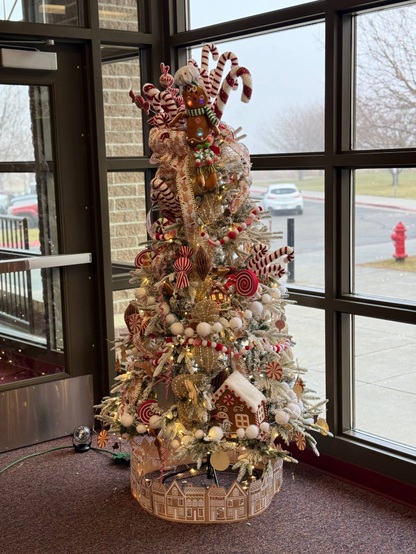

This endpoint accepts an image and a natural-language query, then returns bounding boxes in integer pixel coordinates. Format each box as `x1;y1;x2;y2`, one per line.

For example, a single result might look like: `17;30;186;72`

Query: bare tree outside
0;85;35;191
353;5;416;187
261;101;324;154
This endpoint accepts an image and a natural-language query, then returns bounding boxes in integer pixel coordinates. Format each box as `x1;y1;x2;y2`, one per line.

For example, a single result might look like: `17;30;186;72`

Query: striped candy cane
209;51;239;98
262;246;295;266
214;66;253;120
142;84;178;115
200;43;219;95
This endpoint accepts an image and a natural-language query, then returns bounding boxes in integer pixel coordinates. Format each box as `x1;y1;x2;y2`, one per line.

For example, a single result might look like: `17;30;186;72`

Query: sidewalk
303;189;416;212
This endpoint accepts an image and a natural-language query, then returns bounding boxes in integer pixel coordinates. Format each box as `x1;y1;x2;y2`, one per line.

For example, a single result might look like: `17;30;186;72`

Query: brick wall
102;53;147;317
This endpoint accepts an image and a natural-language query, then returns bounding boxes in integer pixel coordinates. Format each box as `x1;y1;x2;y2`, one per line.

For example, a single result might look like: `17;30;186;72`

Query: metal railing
0;215;35;333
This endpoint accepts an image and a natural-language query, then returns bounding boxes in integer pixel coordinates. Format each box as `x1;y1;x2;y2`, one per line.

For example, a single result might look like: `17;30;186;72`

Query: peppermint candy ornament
235;269;259;297
265;360;283;381
137;399;158;425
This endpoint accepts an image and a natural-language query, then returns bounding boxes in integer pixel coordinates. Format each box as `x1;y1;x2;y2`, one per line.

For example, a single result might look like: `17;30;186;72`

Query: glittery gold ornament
191;299;219;323
172;373;207;427
193;345;220;373
198;192;223;224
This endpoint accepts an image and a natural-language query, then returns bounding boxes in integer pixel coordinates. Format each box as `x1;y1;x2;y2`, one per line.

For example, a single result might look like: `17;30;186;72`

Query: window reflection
0;0;83;25
99;0;138;31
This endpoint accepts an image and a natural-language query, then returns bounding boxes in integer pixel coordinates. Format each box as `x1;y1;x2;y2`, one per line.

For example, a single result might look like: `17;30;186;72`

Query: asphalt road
270;199;416;255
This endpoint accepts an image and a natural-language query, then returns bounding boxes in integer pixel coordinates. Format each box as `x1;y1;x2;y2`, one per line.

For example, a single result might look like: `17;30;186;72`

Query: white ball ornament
245;424;259;439
161;302;171;315
196;322;212;337
271;289;281;299
288;402;301;415
165;313;177;325
207;426;224;442
275;410;290;424
212;321;223;332
147;295;156;305
119;413;133;427
249;301;263;316
136;423;147;434
184;327;195;337
229;316;243;330
148;415;161;429
170;322;184;335
236;428;246;439
194;429;205;439
262;293;272;304
170;439;181;450
260;421;270;433
243;309;253;320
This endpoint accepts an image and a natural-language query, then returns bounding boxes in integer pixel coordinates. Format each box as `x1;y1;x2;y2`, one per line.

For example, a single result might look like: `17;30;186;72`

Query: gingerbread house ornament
212;370;266;431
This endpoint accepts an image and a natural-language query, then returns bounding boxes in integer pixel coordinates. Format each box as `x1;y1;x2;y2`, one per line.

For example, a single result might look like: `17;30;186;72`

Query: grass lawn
359;256;416;271
253;169;416;199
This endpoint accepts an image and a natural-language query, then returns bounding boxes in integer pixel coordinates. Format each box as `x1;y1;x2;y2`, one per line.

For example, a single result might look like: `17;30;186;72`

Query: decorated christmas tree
97;44;330;523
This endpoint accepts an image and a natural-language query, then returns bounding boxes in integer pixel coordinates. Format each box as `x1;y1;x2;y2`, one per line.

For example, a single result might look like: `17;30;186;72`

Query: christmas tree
97;44;330;522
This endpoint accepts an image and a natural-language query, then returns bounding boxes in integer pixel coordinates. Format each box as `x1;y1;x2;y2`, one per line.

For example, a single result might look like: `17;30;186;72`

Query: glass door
0;43;99;450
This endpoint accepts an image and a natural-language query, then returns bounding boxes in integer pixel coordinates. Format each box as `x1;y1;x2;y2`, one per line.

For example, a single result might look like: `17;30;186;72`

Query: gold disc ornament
209;451;230;471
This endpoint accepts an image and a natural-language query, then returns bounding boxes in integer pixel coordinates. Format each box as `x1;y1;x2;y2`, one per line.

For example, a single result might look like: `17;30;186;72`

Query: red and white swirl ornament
137;399;158;425
235;269;259;297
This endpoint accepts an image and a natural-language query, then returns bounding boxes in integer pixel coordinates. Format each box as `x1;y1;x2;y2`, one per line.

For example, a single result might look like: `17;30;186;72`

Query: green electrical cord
0;442;129;475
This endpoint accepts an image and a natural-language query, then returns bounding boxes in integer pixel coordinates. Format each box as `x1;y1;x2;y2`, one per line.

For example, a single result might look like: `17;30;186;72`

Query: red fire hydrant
391;222;408;261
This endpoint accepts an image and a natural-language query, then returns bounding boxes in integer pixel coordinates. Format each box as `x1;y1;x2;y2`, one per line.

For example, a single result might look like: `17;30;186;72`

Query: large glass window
188;0;319;29
353;316;416;450
190;22;325;155
353;4;416;150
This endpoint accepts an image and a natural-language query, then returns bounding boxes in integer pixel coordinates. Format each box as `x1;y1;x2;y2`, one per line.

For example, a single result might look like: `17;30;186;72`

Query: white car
261;183;304;215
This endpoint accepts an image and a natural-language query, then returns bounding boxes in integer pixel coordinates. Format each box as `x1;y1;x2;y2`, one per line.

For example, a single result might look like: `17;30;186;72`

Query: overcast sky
189;1;324;152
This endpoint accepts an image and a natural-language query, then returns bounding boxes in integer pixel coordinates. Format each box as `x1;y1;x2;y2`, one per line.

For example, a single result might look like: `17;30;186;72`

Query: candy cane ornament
209;51;239;99
214;66;253;120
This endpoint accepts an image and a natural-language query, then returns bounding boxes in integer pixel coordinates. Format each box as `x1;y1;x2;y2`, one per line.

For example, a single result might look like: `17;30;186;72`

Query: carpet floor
0;437;415;554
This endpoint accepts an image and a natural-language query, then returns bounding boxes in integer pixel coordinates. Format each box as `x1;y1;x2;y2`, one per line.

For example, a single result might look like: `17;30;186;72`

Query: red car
7;194;39;228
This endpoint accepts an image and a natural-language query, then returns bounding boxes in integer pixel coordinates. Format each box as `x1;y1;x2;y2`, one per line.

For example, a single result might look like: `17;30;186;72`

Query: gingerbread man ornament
170;65;220;190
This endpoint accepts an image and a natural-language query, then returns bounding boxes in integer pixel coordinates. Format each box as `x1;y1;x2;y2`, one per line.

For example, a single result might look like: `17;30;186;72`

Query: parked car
260;183;304;215
0;192;15;214
7;194;39;227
